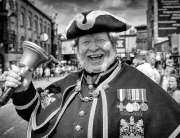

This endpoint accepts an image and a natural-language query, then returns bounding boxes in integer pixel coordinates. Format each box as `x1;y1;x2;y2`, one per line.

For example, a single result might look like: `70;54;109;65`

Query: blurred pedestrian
160;64;176;91
39;67;43;79
167;74;180;104
44;67;50;81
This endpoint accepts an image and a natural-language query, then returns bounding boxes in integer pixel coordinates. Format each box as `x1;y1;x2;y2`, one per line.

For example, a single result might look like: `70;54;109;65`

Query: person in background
3;10;180;138
160;65;176;91
39;67;43;79
44;67;50;81
167;74;180;104
136;51;160;84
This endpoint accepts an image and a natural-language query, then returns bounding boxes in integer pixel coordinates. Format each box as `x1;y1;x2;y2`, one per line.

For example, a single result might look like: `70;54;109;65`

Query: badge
140;89;148;112
120;116;144;137
40;90;56;109
117;89;126;111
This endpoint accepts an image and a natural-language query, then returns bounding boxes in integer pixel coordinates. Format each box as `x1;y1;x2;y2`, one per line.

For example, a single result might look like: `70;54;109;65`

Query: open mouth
88;54;103;61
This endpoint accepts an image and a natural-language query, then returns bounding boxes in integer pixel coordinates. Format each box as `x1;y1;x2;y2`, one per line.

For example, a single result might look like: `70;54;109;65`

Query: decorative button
102;84;109;90
88;84;93;89
75;125;81;131
93;90;99;97
79;111;85;116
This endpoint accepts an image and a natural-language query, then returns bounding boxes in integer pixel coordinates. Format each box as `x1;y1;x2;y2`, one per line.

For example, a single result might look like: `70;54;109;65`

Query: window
27;12;32;29
40;23;42;33
39;19;43;33
8;44;15;53
20;7;25;27
40;42;42;47
27;16;31;29
34;15;38;32
47;28;50;35
19;36;25;53
10;21;15;30
34;40;38;44
44;43;47;51
44;26;46;33
48;44;51;53
44;22;47;33
34;20;38;32
20;13;25;26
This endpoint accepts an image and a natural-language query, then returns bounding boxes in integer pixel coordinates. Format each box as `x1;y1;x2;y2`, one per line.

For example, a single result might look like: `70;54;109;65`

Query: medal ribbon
135;89;140;102
126;89;132;101
117;89;126;102
141;89;147;102
131;89;136;101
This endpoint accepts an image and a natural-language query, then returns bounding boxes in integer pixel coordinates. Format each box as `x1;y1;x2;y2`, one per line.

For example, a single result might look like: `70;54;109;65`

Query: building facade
147;0;173;50
135;25;148;51
0;0;55;72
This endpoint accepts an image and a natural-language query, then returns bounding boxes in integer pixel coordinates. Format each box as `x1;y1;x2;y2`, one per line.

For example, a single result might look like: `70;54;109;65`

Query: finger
11;64;20;74
6;76;21;85
7;70;21;81
5;80;19;88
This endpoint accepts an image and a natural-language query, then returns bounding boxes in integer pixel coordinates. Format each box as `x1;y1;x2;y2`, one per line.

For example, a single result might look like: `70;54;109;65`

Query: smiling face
77;32;117;73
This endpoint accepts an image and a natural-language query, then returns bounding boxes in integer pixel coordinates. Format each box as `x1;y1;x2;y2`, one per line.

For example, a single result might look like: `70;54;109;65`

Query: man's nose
89;41;99;51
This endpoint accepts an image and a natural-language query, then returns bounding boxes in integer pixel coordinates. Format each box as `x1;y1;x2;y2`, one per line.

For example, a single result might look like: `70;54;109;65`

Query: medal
117;89;126;111
140;102;148;111
126;103;134;112
132;89;140;111
125;89;133;112
132;102;140;111
140;89;148;111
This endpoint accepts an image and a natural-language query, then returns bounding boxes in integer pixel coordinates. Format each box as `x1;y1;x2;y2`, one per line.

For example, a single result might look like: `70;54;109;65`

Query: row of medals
123;101;148;112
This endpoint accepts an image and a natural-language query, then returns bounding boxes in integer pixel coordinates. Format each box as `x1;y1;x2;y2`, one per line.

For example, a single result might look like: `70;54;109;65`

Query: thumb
21;66;31;77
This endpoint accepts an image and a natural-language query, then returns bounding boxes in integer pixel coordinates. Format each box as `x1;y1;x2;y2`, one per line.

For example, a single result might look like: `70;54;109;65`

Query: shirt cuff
11;82;37;107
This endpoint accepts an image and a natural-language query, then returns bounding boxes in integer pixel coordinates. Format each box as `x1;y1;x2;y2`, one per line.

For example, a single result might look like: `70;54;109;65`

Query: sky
34;0;148;34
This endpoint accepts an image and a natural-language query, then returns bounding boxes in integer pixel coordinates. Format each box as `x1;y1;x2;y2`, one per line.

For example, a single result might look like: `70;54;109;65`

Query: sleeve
11;82;39;121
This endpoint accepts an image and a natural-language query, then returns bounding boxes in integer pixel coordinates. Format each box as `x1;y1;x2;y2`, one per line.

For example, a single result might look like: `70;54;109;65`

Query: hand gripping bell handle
0;41;50;107
0;73;25;107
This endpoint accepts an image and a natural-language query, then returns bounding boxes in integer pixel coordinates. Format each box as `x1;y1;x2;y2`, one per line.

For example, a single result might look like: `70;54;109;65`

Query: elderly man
3;10;180;138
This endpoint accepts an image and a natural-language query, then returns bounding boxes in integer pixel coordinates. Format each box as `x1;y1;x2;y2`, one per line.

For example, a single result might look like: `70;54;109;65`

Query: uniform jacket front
12;61;180;138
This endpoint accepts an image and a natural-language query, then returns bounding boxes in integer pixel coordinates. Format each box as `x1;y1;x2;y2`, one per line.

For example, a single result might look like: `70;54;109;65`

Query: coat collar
83;58;119;86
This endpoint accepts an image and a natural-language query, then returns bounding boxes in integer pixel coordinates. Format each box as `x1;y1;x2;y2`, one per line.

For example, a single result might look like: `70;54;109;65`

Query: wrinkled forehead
79;32;108;40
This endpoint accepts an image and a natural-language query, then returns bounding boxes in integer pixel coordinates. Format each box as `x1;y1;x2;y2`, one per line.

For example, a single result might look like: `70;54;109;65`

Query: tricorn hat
65;10;132;40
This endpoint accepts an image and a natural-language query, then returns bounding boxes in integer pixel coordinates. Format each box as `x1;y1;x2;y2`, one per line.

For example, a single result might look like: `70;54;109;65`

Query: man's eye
96;39;105;43
82;41;90;45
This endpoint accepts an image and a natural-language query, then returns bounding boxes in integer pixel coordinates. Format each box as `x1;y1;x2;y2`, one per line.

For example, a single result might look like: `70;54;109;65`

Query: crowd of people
32;64;77;81
132;51;180;104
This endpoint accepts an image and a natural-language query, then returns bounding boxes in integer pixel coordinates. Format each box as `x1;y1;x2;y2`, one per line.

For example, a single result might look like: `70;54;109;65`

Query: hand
4;65;33;93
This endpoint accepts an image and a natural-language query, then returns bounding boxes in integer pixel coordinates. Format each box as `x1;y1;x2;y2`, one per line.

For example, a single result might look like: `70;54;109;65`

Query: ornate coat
12;60;180;138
